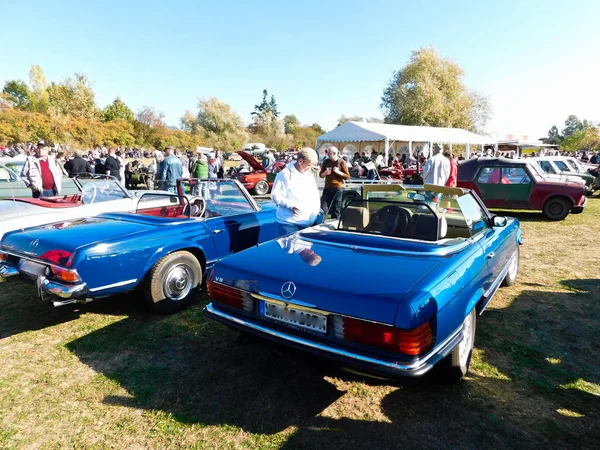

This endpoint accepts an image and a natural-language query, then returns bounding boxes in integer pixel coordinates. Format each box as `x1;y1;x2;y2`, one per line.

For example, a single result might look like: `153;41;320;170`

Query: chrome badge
29;239;39;252
281;281;296;299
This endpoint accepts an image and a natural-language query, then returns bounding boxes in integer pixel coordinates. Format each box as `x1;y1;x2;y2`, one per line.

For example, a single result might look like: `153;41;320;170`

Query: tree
136;106;165;127
283;114;299;134
103;97;134;122
28;64;49;114
251;89;279;119
188;97;248;151
380;48;485;131
336;115;383;127
2;80;32;109
562;115;583;138
46;73;98;120
561;127;600;153
543;125;562;145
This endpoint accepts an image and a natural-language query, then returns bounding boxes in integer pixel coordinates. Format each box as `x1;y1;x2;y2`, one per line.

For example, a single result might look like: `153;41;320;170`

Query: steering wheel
187;196;206;218
81;183;97;204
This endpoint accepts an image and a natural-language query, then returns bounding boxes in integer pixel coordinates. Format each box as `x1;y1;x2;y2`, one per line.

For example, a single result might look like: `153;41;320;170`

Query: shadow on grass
0;279;155;339
63;282;600;449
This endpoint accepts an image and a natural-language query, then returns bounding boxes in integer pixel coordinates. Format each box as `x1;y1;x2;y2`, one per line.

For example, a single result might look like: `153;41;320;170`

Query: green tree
283;114;299;134
103;97;134;122
2;80;32;109
562;115;583;138
190;97;248;151
251;89;279;119
47;73;98;120
380;48;488;131
561;127;600;152
28;64;50;113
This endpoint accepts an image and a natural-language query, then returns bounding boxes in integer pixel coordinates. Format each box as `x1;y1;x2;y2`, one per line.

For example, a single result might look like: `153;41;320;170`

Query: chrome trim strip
482;254;512;299
205;303;462;375
252;292;318;309
88;279;138;292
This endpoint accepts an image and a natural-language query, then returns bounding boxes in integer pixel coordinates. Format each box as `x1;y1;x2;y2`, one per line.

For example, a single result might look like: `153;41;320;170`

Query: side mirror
492;216;507;227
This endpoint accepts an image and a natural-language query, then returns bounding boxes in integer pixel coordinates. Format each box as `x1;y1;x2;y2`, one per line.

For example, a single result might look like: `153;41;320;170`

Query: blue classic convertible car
0;179;288;313
204;184;522;381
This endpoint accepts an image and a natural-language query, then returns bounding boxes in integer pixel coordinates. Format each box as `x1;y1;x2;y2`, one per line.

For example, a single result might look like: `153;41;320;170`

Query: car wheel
502;247;520;287
542;197;571;221
441;309;476;382
144;251;202;314
253;180;269;195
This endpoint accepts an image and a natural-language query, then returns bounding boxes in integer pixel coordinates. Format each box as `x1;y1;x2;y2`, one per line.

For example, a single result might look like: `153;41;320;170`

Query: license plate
261;301;327;334
19;260;46;277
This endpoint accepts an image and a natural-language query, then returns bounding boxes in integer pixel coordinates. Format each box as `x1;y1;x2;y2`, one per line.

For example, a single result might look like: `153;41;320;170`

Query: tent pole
384;137;389;163
466;143;470;158
409;141;412;157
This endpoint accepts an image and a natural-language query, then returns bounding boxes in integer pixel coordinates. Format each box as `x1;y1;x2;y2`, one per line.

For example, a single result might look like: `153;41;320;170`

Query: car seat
340;206;369;231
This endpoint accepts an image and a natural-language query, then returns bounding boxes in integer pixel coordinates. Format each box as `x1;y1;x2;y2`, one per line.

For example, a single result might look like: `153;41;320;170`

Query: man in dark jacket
64;150;93;178
104;148;122;180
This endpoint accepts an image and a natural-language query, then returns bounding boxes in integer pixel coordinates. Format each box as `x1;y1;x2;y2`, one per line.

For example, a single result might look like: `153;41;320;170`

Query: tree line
544;115;600;153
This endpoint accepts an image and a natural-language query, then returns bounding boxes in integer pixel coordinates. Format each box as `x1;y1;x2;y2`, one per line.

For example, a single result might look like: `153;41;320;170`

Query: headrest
438;214;447;239
341;206;369;231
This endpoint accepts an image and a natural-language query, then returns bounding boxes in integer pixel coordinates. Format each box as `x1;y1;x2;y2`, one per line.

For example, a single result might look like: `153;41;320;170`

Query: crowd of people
0;141;227;196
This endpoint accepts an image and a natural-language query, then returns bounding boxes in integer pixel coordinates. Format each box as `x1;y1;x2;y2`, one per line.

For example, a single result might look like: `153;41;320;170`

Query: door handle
487;252;495;259
213;229;223;234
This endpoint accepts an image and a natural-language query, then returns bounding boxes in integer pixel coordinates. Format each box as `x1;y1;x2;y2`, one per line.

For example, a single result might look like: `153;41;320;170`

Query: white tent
316;121;489;161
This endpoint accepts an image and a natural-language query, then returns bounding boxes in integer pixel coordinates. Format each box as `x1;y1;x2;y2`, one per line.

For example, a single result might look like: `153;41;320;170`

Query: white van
243;143;266;154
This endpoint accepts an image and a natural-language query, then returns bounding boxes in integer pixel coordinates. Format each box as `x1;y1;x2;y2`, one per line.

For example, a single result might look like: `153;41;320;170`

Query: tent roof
317;121;489;145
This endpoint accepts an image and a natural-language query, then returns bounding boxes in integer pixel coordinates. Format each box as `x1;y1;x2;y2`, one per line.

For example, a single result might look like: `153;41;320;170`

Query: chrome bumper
36;276;89;306
0;262;19;279
204;303;463;377
571;196;587;214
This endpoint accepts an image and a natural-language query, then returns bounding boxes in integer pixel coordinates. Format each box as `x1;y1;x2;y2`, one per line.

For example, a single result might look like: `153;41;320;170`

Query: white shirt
423;152;450;186
271;161;320;226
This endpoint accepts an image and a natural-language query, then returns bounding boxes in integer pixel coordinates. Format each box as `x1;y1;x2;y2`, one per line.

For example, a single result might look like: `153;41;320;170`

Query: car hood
237;151;266;172
1;216;153;261
212;231;441;326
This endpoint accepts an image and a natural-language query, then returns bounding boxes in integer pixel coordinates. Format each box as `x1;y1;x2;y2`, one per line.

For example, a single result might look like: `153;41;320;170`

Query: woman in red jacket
444;152;458;187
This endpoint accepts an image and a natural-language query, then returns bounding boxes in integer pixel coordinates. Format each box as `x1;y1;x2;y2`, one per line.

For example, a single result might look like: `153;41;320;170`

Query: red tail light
340;317;433;356
207;280;254;312
50;266;81;283
0;252;6;262
40;250;72;266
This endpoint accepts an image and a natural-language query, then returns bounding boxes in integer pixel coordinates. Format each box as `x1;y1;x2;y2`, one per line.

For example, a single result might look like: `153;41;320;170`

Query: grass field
0;198;599;449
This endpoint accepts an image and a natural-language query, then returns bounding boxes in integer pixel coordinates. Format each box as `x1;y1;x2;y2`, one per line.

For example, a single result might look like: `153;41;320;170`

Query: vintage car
0;175;170;241
231;151;286;195
0;179;291;313
204;184;522;381
533;157;595;195
457;158;587;221
0;157;79;199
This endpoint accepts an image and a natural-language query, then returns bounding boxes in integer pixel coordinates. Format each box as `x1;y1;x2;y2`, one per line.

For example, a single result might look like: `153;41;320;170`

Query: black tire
440;309;476;382
542;197;571;221
253;180;269;195
502;247;520;287
144;251;202;314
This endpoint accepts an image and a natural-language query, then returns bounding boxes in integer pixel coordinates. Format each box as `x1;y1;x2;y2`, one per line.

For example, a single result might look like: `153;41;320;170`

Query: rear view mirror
492;216;507;227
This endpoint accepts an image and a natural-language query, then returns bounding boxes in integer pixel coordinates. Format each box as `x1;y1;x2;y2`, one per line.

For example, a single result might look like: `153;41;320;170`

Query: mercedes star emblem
281;281;296;299
29;239;39;252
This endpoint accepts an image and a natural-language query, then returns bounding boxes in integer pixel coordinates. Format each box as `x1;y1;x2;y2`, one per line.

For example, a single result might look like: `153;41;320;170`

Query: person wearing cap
423;143;450;186
20;141;63;198
159;146;183;193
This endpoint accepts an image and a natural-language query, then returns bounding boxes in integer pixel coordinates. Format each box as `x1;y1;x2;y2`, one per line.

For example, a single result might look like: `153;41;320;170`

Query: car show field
0;196;598;449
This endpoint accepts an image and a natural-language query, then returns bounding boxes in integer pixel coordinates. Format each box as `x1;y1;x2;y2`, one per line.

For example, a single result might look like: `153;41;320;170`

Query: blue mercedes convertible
204;184;522;381
0;179;290;313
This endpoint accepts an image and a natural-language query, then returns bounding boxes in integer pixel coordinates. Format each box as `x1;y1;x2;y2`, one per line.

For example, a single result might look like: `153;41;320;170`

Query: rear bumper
204;303;462;378
571;195;587;214
36;276;89;301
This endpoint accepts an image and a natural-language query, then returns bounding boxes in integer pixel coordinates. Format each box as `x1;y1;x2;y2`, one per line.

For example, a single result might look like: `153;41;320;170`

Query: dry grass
1;198;599;449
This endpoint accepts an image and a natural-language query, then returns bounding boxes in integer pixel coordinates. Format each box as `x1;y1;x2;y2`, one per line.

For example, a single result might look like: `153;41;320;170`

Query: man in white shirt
423;143;450;186
271;147;320;234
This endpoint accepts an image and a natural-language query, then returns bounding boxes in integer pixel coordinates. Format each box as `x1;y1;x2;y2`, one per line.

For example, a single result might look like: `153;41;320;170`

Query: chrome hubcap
459;313;473;367
163;264;194;301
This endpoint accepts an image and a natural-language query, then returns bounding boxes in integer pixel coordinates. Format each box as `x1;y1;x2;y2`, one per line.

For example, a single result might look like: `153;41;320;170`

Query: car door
499;167;534;209
473;166;503;208
457;193;512;297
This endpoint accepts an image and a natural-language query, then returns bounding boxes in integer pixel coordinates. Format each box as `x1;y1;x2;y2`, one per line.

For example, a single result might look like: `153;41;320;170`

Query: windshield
554;160;571;172
178;179;257;217
77;177;129;205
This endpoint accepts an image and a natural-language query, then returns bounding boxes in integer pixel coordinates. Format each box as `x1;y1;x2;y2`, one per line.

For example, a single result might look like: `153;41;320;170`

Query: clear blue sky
1;0;599;139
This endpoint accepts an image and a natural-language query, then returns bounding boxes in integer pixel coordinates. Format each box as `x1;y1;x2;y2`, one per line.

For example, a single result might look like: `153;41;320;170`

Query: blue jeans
166;186;178;194
33;188;57;198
